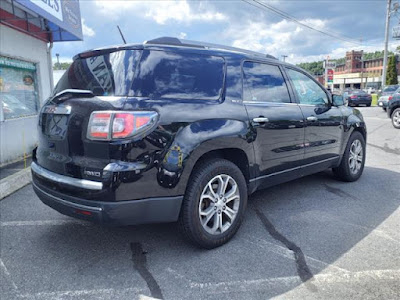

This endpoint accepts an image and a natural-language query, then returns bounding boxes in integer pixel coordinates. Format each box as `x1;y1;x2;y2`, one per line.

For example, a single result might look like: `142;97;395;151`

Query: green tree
386;55;398;85
53;62;72;70
297;61;324;75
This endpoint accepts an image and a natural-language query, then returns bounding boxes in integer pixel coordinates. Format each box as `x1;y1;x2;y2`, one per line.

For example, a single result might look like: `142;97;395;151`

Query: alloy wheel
393;111;400;127
348;139;363;175
198;174;240;235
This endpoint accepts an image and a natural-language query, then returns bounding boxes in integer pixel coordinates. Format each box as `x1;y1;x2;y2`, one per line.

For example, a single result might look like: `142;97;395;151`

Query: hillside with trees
296;51;395;75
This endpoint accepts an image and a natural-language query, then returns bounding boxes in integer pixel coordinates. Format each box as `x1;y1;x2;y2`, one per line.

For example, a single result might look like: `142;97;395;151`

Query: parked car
0;93;34;119
365;82;381;94
31;37;367;248
378;85;399;111
343;90;372;107
387;92;400;129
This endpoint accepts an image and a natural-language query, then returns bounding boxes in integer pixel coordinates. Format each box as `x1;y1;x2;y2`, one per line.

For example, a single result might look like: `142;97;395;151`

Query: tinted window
286;69;328;105
243;62;290;103
132;50;224;100
53;50;141;96
352;90;367;95
383;85;398;92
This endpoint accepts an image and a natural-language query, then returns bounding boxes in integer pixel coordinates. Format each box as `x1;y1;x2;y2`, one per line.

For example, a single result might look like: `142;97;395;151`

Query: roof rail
145;37;277;60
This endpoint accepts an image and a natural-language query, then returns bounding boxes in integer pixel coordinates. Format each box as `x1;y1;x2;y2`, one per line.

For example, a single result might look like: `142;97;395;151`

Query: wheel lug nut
218;210;221;214
223;198;226;202
223;205;226;210
214;206;217;210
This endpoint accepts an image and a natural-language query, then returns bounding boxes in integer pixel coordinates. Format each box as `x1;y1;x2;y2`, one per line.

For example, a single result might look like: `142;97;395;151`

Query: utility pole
56;53;60;70
360;50;364;89
382;0;392;89
324;56;329;88
281;55;288;62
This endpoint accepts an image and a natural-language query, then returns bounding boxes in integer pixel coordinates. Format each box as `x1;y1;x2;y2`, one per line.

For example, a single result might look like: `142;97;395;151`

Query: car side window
243;62;291;103
286;68;328;105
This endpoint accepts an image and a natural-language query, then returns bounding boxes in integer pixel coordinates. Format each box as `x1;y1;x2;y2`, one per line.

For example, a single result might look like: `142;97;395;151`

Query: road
1;107;399;300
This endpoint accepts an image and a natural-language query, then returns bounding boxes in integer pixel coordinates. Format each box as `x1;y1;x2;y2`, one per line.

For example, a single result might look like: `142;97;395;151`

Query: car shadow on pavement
1;166;399;299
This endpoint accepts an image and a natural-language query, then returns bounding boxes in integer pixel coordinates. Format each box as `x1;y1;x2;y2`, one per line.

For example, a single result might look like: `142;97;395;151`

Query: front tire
333;131;366;182
392;108;400;129
179;159;247;249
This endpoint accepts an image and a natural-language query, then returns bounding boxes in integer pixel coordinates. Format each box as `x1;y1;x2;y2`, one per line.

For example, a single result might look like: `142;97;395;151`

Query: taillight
87;111;158;140
351;95;357;99
388;96;393;101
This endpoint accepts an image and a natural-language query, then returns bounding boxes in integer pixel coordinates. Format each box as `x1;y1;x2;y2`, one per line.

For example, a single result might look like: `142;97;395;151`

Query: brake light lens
87;111;158;140
351;95;357;99
89;112;111;139
389;96;393;101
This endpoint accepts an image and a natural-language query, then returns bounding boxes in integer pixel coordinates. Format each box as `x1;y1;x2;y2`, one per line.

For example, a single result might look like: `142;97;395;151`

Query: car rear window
131;50;225;100
383;86;398;92
53;50;141;96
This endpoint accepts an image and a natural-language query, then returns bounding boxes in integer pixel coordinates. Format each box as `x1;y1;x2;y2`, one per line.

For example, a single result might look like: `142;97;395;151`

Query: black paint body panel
32;43;367;225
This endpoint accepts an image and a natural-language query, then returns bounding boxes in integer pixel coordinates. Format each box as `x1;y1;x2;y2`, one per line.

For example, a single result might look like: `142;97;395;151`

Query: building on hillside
0;0;83;165
333;50;400;90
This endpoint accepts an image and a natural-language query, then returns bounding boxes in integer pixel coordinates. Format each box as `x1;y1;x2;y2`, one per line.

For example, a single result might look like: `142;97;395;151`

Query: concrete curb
0;168;32;200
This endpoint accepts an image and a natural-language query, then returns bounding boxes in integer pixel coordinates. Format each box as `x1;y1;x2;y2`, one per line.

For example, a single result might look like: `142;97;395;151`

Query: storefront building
333;50;400;90
0;0;82;165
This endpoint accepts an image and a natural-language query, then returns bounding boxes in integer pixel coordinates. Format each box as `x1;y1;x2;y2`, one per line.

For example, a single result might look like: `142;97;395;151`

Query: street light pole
282;55;288;62
382;0;392;89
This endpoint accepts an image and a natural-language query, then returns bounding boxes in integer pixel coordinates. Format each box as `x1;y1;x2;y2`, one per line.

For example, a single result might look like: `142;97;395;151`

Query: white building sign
28;0;63;21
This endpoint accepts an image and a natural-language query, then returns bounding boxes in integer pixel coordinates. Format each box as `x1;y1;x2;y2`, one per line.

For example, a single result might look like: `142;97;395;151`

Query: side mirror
332;94;344;106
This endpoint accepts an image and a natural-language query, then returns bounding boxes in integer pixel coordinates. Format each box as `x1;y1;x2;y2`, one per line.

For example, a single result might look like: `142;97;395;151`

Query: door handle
253;117;269;123
306;116;318;122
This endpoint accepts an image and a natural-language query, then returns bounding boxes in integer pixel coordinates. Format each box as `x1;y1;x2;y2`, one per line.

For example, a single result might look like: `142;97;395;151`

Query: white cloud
288;43;399;64
179;32;187;39
226;18;329;59
94;0;227;24
82;18;95;37
224;15;400;64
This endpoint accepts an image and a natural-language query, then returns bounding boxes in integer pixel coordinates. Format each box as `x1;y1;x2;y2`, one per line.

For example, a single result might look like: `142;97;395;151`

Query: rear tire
366;103;371;107
179;159;247;249
392;108;400;129
333;131;366;182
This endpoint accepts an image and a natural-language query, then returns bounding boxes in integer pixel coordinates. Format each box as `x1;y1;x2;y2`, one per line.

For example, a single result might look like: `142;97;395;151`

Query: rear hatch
36;49;142;182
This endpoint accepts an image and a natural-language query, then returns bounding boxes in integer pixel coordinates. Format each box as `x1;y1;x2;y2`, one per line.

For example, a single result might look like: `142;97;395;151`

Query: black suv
387;90;400;128
32;37;367;248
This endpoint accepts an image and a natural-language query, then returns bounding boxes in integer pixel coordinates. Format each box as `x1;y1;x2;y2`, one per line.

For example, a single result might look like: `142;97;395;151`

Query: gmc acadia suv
31;37;367;248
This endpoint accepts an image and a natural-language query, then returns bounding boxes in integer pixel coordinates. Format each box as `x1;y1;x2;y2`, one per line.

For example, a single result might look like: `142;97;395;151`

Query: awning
1;0;82;42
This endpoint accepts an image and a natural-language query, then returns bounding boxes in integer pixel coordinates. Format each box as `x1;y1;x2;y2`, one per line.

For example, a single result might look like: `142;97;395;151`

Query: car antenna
117;25;127;44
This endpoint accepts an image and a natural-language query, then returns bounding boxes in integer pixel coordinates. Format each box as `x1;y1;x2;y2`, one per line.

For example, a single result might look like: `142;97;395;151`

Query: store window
0;56;40;120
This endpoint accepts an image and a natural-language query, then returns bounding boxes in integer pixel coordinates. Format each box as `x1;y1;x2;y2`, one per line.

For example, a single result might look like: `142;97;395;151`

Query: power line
242;0;362;45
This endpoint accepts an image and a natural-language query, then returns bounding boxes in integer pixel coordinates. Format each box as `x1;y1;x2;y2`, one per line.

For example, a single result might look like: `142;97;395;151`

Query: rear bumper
32;167;183;226
378;100;388;107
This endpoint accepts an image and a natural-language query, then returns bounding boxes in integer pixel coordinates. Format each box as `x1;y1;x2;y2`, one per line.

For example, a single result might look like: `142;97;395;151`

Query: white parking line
17;287;145;300
0;258;18;290
166;267;400;295
0;220;90;227
244;238;351;274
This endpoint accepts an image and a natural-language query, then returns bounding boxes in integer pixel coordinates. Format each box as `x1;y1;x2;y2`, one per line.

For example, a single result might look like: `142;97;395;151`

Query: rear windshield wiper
50;89;95;104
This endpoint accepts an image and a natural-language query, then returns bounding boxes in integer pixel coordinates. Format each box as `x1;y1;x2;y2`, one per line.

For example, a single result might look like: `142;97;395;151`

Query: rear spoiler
73;45;143;60
50;89;94;103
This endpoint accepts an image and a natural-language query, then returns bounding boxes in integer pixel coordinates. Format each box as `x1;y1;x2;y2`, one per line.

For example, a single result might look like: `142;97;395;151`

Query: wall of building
0;24;52;165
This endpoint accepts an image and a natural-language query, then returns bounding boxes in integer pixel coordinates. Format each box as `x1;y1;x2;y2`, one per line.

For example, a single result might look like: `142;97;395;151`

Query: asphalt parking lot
1;107;399;300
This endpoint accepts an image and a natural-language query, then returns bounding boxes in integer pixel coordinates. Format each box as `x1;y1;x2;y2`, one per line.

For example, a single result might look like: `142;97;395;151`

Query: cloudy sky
54;0;400;64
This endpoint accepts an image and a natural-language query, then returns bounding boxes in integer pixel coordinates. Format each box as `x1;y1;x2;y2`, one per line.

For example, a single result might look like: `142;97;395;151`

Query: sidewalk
0;157;32;180
0;157;32;200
